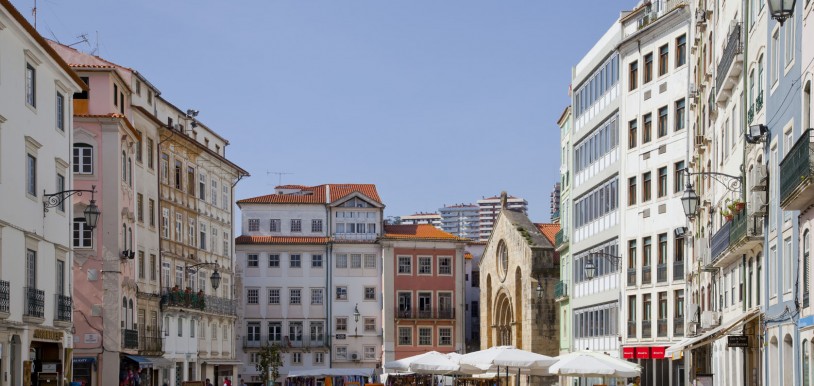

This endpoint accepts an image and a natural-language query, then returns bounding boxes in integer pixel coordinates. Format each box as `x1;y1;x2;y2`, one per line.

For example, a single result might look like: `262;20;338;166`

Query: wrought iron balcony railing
138;327;163;353
627;269;637;286
780;129;814;210
674;317;685;337
437;309;455;319
756;90;764;111
673;261;685;281
642;266;652;285
716;23;743;93
161;287;205;311
642;320;652;338
657;264;668;283
657;319;668;337
627;320;637;339
24;287;44;318
55;294;72;321
204;295;236;316
122;329;139;349
554;280;567;298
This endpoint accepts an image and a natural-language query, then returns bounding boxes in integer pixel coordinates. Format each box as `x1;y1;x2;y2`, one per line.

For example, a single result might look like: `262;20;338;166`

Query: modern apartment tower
439;204;480;240
477;195;528;241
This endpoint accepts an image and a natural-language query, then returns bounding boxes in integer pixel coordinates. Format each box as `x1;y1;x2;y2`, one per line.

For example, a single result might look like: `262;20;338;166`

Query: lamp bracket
685;169;743;194
43;187;97;212
186;262;218;273
588;251;623;270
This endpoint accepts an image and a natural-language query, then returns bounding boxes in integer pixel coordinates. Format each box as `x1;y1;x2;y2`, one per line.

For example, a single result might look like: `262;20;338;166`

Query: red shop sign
636;347;651;359
623;347;635;359
651;346;666;359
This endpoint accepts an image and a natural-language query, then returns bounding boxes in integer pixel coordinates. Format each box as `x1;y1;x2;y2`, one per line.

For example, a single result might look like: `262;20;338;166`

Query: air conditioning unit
695;8;706;24
689;83;698;97
174;123;184;131
700;310;720;329
694;135;708;146
751;191;768;216
351;352;360;361
750;164;768;191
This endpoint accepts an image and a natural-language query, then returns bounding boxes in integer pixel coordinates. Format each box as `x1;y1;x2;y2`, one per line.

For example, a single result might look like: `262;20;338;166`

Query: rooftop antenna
67;34;89;48
32;0;37;30
267;171;293;186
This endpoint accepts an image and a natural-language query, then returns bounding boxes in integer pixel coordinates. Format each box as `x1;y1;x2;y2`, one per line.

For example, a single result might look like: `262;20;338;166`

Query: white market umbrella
385;351;475;374
548;351;641;378
458;346;557;374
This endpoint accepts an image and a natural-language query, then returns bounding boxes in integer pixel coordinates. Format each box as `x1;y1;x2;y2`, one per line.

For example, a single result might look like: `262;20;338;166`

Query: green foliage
255;343;282;386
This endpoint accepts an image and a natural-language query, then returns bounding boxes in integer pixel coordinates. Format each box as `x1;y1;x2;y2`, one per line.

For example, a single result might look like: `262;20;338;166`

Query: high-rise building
550;183;561;223
439;204;480;240
477;194;528;241
399;212;442;228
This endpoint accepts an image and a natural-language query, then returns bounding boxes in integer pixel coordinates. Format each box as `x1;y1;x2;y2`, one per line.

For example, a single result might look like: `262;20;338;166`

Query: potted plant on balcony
721;208;733;222
733;198;745;212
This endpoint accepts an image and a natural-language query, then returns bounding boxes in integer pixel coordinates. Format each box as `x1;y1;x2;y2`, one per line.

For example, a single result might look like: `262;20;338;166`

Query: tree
256;343;282;386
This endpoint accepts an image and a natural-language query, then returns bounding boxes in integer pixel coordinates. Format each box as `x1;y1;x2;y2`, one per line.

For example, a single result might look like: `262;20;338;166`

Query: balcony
756;91;764;111
308;336;326;348
24;287;44;319
657;319;668;337
395;307;454;319
642;266;652;285
657;264;668;283
555;229;569;252
554;280;568;301
711;209;764;268
55;294;72;322
642;320;652;338
627;269;637;286
122;329;139;349
674;317;685;337
748;104;755;124
243;336;264;349
204;295;236;316
437;309;455;319
673;261;685;281
396;308;414;319
332;233;377;242
715;23;743;104
161;287;205;311
0;280;9;316
627;321;637;339
780;129;814;210
138;328;163;353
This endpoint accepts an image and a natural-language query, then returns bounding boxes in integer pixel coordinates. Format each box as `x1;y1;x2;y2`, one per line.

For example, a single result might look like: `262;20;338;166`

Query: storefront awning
145;357;174;369
287;368;375;378
202;359;243;366
665;307;760;356
72;357;96;364
124;355;153;369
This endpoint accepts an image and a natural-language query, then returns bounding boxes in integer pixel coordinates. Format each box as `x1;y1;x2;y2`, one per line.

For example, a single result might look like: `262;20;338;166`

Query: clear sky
14;0;638;223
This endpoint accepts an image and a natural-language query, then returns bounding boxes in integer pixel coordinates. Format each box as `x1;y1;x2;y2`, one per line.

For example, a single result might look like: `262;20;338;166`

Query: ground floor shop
0;325;71;386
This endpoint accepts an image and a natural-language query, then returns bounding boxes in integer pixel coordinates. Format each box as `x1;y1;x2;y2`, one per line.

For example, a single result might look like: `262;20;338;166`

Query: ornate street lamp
768;0;796;25
681;183;700;219
43;185;101;229
536;278;544;300
584;258;597;280
354;303;361;323
584;251;622;280
680;169;743;220
186;262;222;290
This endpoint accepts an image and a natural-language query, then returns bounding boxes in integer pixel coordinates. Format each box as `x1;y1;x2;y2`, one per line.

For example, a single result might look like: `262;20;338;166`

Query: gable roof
238;184;382;205
382;224;466;241
500;209;553;249
534;223;560;247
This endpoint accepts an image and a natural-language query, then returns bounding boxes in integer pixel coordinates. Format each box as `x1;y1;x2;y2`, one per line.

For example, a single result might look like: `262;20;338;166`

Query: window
268;288;280;304
73;144;93;174
289;289;301;305
310;321;324;342
772;29;780;85
364;346;375;360
629;60;639;90
805;230;810;308
336;346;348;360
178;317;183;337
658;44;669;76
290;254;301;268
138;251;145;279
336;317;348;332
269;254;280;267
311;219;323;232
674;161;685;193
247;322;261;343
418;256;432;274
26;63;36;107
418;327;432;345
658;167;668;198
785;21;794;65
351;254;362;269
311;288;323;305
248;219;259;232
210;179;218;205
574;177;619;229
315;352;324;364
364;286;376;300
160;154;169;183
336;254;348;268
438;327;452;346
642;172;652;201
786;237;793;293
573;115;619;174
73;219;92;248
398;327;412;345
658;106;668;137
56;93;65;131
312;254;323;268
247;254;259;267
676;34;686;67
643;53;653;83
289;322;303;342
438;256;452;275
628;119;638;149
398;256;411;274
26;154;36;196
247;288;259;304
173;160;182;190
336;286;347;300
643;113;652;143
364;317;376;332
628;177;637;206
268;322;282;342
291;219;302;232
147;138;154;169
675;99;685;131
658;292;668;336
270;219;280;232
364;254;376;268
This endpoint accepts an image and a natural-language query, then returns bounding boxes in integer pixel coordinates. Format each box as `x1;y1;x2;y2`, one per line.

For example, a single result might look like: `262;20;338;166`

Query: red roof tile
235;236;329;245
535;223;560;246
238;184;382;204
382;224;466;241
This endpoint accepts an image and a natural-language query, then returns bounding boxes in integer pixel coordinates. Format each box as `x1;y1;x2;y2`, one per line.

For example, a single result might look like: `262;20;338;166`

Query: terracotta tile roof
535;223;560;246
235;236;329;245
69;63;117;69
382;224;467;241
238;184;382;205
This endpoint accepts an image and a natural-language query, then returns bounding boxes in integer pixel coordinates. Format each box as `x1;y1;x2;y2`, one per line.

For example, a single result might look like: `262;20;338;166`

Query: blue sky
15;0;637;222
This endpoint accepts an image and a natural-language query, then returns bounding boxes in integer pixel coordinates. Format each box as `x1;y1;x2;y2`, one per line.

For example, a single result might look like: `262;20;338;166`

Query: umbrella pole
515;368;519;386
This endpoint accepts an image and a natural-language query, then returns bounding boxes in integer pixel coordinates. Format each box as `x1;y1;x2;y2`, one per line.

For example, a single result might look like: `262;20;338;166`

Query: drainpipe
326;201;332;369
741;1;750;385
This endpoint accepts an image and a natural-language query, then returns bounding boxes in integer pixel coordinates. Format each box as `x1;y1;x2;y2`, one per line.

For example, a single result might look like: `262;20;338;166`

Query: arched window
127;157;133;187
121;151;126;181
757;252;762;306
73;144;94;174
804;80;811;133
128;299;134;329
121;297;127;328
805;230;811;308
122;224;127;249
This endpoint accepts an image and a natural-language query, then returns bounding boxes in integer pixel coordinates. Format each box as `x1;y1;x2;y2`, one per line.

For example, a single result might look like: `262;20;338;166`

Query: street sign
336;334;346;340
727;335;749;347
